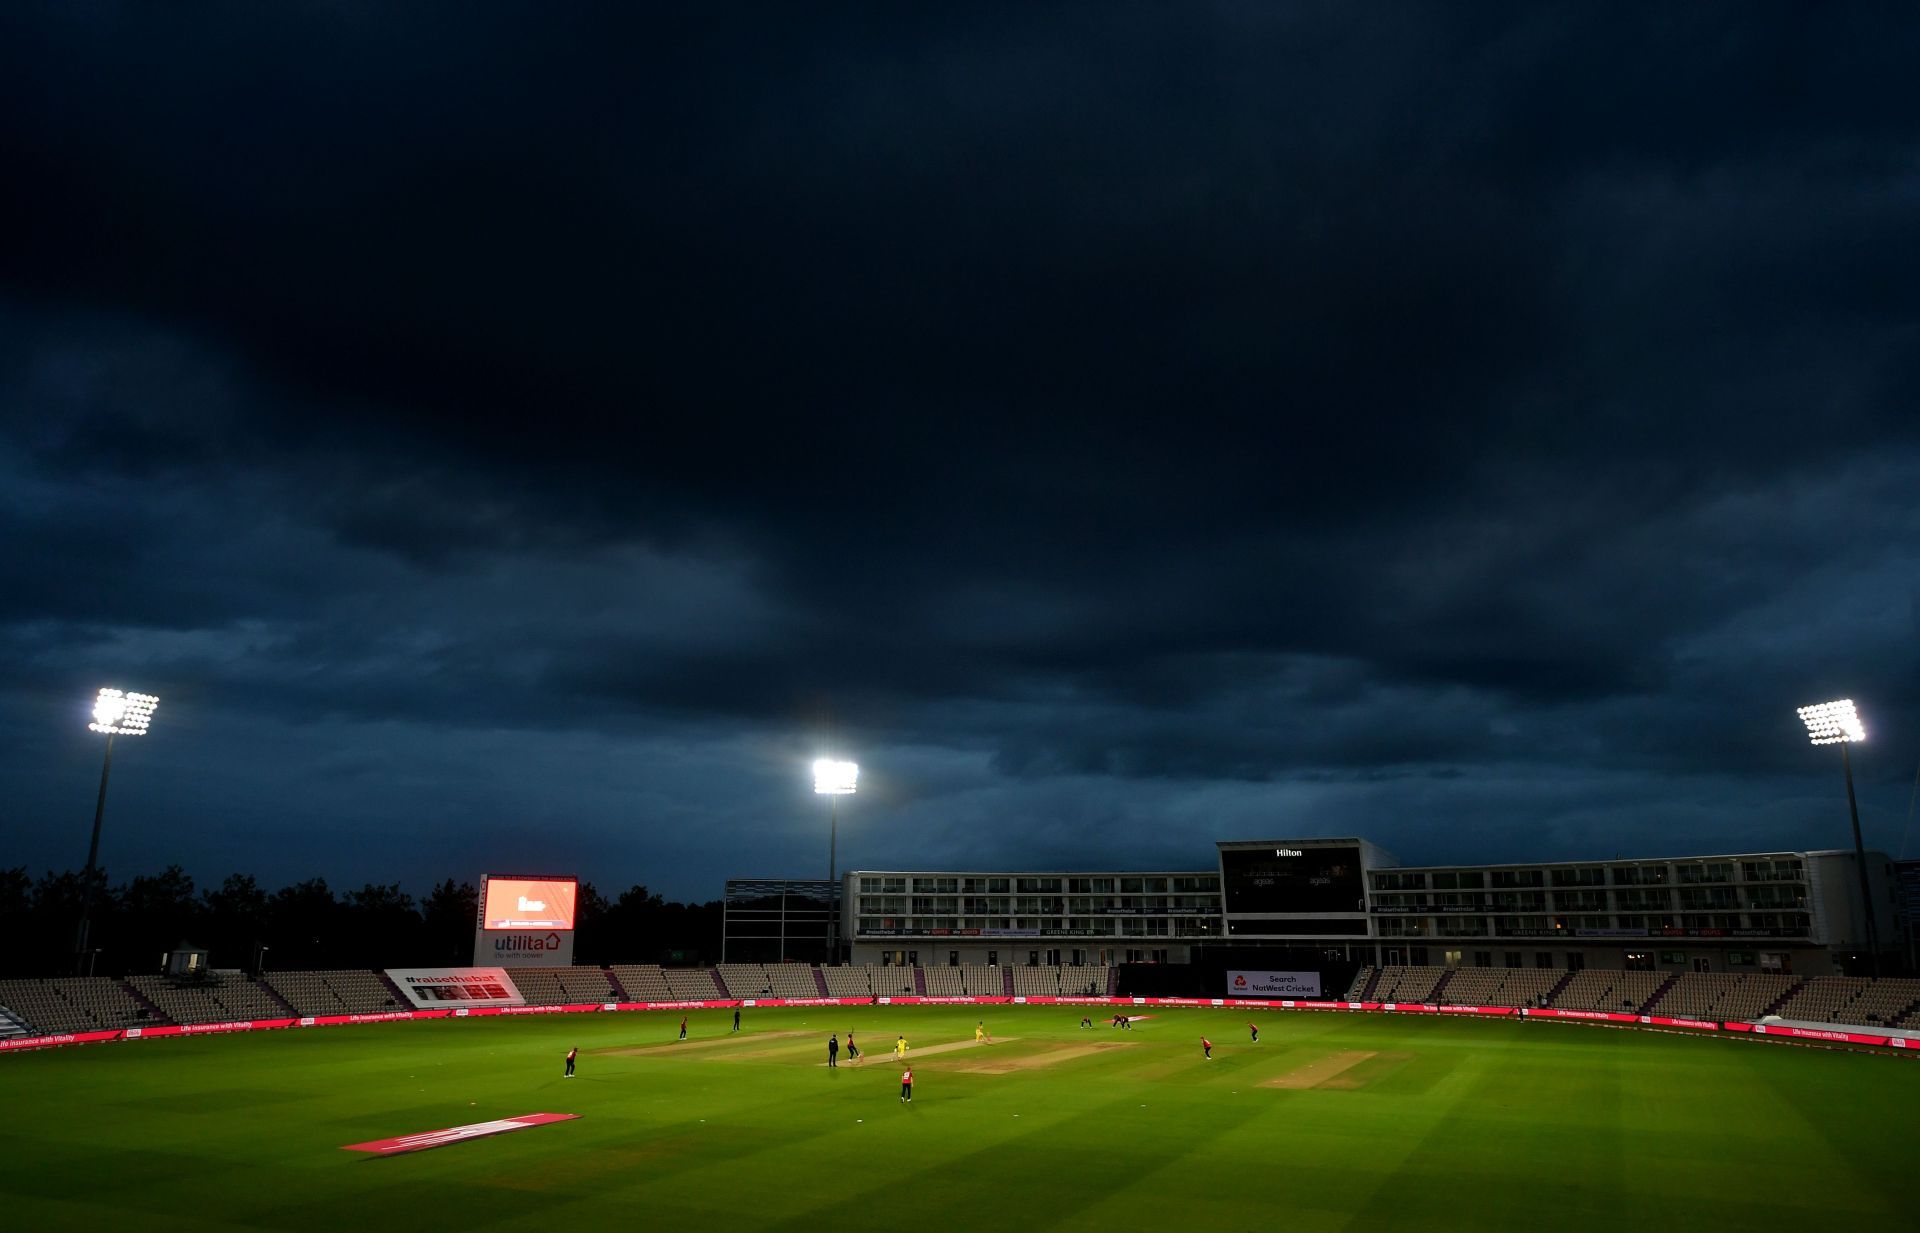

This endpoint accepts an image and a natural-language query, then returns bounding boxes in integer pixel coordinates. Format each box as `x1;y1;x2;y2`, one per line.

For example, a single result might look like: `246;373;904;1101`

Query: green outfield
1;1006;1915;1231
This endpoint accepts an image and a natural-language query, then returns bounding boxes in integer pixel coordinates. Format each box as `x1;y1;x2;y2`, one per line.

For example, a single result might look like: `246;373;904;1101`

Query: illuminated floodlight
1795;696;1879;976
813;758;858;795
75;686;162;973
811;756;859;965
90;688;160;736
1796;699;1865;746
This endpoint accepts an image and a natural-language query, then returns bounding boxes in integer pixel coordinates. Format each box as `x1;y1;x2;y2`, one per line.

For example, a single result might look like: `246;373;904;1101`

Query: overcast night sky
2;4;1918;901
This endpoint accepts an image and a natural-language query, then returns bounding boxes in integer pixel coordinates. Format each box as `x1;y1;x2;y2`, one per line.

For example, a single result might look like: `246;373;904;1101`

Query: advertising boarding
388;967;527;1009
1227;970;1322;997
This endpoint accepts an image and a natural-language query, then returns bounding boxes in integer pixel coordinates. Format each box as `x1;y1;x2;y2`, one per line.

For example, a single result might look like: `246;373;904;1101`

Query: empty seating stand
1834;977;1920;1026
201;976;290;1020
253;969;401;1016
1550;970;1666;1012
317;970;403;1014
1012;967;1061;997
923;966;966;996
961;965;1004;997
0;978;158;1034
262;970;346;1016
127;974;288;1025
820;965;874;998
1437;968;1560;1008
1494;970;1563;1007
488;967;597;1005
1775;976;1920;1028
503;968;569;1005
1885;980;1920;1028
662;968;726;1001
1650;973;1744;1020
762;965;823;998
611;965;674;1001
715;964;769;998
1705;974;1800;1022
0;980;79;1034
1775;976;1871;1023
1066;965;1111;997
1372;966;1449;1003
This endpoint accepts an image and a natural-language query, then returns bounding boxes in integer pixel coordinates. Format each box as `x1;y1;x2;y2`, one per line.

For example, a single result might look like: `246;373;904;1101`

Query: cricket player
974;1021;989;1044
564;1046;577;1077
1202;1036;1213;1059
679;1016;688;1040
895;1034;907;1059
1247;1021;1259;1042
900;1066;913;1103
847;1031;861;1062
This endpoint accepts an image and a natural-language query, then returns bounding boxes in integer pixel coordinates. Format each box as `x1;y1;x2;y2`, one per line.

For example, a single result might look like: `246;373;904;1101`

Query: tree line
0;866;724;977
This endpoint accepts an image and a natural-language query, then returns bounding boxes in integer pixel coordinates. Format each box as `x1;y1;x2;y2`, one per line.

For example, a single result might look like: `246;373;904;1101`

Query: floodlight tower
813;758;858;962
1796;698;1879;977
76;688;160;972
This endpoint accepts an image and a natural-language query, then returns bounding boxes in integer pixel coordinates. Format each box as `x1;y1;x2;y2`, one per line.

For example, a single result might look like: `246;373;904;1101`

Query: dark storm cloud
3;3;1919;893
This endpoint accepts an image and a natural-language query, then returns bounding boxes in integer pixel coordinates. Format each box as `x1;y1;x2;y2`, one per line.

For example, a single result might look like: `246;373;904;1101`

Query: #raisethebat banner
388;967;526;1009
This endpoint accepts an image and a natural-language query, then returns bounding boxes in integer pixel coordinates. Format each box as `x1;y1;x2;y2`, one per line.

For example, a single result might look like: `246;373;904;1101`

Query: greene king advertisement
389;967;527;1009
1227;970;1322;998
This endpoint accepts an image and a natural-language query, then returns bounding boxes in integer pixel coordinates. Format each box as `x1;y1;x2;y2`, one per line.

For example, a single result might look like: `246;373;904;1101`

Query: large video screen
1221;846;1364;914
481;877;578;930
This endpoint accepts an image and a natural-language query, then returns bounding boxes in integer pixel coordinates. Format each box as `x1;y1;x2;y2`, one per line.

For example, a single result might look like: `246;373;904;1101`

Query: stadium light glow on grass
1797;697;1879;975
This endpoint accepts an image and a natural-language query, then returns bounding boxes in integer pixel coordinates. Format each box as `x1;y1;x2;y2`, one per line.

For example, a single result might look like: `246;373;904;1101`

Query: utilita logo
518;896;547;912
1274;848;1304;857
493;932;564;952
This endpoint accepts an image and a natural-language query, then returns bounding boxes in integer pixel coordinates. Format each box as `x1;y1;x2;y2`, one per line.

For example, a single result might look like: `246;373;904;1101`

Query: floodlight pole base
1841;742;1880;978
73;732;114;972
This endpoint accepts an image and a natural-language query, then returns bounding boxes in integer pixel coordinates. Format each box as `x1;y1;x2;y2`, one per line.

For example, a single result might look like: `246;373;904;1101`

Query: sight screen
1221;846;1364;914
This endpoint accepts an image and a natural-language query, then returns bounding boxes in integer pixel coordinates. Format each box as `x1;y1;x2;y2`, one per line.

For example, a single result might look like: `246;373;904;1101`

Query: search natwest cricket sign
1227;970;1322;998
